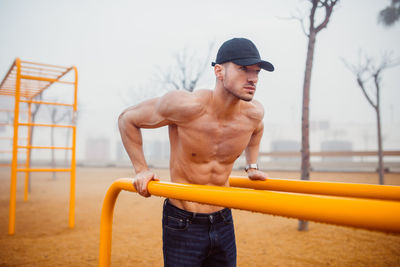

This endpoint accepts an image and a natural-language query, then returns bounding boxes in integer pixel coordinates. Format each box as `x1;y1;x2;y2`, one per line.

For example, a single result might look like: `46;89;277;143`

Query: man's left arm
245;120;268;181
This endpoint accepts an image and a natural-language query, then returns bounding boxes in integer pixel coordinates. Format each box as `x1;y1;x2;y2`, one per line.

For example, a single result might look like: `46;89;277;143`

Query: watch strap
245;163;258;172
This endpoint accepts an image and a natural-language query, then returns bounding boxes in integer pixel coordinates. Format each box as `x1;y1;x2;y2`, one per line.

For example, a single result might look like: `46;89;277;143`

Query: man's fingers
248;170;268;181
132;172;160;197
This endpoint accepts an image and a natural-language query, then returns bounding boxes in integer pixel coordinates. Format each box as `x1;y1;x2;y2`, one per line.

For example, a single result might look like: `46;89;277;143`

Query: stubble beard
225;84;254;102
223;78;254;102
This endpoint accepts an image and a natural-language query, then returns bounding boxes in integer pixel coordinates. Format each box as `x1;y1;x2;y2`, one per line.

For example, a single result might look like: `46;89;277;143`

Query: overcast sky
0;0;399;155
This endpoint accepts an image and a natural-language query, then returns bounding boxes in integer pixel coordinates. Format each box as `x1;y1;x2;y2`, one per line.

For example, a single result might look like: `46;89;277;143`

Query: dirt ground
0;167;399;267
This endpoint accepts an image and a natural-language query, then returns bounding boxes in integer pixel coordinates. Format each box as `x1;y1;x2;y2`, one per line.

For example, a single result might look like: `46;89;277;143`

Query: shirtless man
118;38;274;267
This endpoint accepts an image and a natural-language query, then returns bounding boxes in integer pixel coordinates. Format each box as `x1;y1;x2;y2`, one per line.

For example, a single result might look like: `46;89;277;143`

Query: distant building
271;140;300;161
310;120;330;131
321;140;353;161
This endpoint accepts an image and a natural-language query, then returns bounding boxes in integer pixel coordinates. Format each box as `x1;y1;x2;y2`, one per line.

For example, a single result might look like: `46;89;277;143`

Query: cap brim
232;58;274;72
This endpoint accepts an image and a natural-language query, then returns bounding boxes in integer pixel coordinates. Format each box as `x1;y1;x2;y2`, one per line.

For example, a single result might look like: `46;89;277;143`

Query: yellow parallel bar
20;99;74;107
9;58;21;235
100;179;134;266
99;178;400;267
20;74;75;85
229;176;400;201
18;123;75;128
17;146;73;150
16;168;71;172
259;150;400;157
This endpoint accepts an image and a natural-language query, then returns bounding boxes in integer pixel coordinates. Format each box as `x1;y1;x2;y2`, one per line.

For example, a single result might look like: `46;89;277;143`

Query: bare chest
171;115;255;163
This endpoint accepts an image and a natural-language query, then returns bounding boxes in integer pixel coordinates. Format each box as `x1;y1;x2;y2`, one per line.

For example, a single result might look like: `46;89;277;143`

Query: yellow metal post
73;66;78;112
9;58;21;235
99;178;400;267
69;66;78;229
69;125;76;229
24;102;32;202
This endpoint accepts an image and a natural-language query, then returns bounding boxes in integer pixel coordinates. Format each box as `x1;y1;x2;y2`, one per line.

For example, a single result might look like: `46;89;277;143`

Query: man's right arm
118;90;200;197
118;96;170;197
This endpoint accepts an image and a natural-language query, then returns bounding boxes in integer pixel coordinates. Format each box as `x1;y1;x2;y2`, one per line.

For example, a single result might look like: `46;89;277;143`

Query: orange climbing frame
0;58;78;235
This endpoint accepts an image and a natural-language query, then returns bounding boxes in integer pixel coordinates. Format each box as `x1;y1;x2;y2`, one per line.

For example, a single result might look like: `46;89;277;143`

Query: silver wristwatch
245;163;258;172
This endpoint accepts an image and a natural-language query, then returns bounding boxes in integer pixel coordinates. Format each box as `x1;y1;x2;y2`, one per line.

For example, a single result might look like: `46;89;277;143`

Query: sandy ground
0;167;399;267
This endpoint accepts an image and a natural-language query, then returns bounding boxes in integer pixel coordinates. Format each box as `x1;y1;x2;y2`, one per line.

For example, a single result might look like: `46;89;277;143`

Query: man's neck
211;85;242;120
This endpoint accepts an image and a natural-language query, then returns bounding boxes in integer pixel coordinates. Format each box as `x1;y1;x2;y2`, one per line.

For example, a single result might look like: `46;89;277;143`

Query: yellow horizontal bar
259;150;400;157
20;74;74;85
21;65;67;73
18;123;75;128
105;178;400;232
17;168;71;172
21;60;70;70
17;145;73;150
148;180;400;231
99;178;400;267
20;99;74;107
21;70;60;78
229;176;400;201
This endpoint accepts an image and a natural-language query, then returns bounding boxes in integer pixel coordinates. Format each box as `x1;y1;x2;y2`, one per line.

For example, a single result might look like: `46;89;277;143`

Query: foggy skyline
1;0;399;161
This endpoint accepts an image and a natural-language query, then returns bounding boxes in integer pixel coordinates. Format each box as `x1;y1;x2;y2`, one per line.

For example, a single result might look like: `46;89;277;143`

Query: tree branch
315;0;339;33
289;8;310;37
357;76;377;109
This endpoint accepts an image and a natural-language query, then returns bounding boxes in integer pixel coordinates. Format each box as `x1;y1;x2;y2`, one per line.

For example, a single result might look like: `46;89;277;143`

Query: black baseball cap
211;38;274;72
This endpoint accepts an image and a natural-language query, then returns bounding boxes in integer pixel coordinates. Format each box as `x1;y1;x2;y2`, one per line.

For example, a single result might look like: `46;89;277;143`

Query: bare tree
343;51;400;184
64;107;79;166
378;0;400;27
27;93;43;192
46;101;70;180
294;0;339;231
158;42;214;92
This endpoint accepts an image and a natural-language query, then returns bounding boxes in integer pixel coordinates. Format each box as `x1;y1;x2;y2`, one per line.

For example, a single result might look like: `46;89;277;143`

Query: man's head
213;38;274;102
212;38;274;72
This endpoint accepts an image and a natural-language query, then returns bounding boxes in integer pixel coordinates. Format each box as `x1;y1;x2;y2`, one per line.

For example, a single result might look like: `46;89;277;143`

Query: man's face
222;62;261;102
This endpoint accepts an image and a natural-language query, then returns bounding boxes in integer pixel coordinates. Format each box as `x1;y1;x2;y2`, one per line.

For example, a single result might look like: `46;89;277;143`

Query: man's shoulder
161;89;211;102
159;89;211;121
241;99;264;121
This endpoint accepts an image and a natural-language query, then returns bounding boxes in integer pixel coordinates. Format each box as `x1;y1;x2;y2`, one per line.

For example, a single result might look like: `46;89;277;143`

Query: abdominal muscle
168;159;233;214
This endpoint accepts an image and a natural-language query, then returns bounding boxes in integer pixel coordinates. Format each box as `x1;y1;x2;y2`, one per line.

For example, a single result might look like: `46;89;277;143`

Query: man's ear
214;64;225;81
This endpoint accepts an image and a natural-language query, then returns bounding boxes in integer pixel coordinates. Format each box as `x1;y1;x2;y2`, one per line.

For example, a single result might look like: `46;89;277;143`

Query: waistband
164;198;231;224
